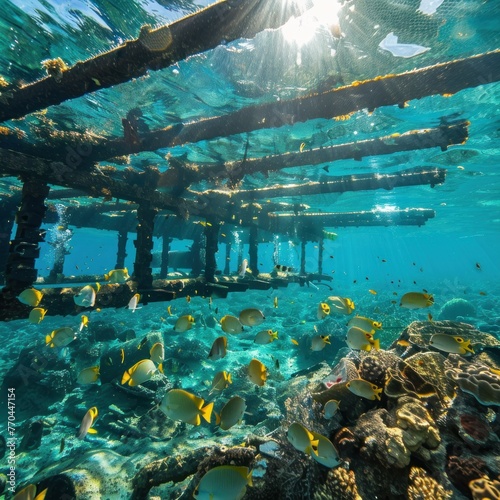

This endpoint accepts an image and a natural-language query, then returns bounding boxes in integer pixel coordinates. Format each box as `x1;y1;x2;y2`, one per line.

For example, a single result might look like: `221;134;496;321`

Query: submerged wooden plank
0;0;301;123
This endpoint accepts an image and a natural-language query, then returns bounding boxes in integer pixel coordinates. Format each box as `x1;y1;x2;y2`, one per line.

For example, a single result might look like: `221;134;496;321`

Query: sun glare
282;0;342;47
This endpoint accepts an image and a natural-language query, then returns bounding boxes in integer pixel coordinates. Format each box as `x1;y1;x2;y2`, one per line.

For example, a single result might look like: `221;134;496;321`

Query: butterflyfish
238;258;249;277
239;308;265;327
77;366;100;384
77;406;98;440
346;378;383;400
79;314;89;332
317;302;331;320
174;314;195;332
400;292;434;309
248;358;267;386
193;465;252;500
12;485;48;500
429;333;474;355
323;399;340;419
215;396;246;430
311;335;330;351
46;327;76;348
74;283;99;308
275;264;293;272
348;315;382;333
208;336;227;360
150;342;165;364
310;430;341;468
137;336;148;349
17;288;43;307
346;327;380;352
160;388;213;425
28;307;47;325
328;296;355;315
254;329;278;345
210;371;232;394
220;315;243;334
121;359;157;386
273;296;278;308
104;268;130;284
127;293;141;312
287;422;319;455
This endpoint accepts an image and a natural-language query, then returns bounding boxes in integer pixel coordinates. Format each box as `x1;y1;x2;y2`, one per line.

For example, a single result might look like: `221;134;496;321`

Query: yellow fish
12;485;48;500
220;315;243;334
429;333;474;355
17;288;43;307
248;358;267;386
208;336;227;360
311;335;330;351
348;315;382;333
291;338;299;346
346;378;383;400
323;399;340;419
160;389;213;425
28;307;47;324
121;359;157;386
317;302;330;320
310;430;341;468
215;396;246;430
127;293;141;312
77;366;100;384
167;305;173;316
346;327;380;352
273;296;278;308
120;348;125;364
328;296;355;315
150;342;165;364
174;314;195;332
254;329;278;345
368;289;377;295
400;292;434;309
79;314;89;331
104;267;130;284
74;283;99;308
210;371;232;394
287;422;319;455
239;308;265;327
299;142;306;152
77;406;98;439
46;327;76;348
194;465;252;500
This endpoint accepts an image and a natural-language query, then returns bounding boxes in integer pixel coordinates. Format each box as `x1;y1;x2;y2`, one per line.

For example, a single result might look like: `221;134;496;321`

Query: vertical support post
249;226;259;277
224;241;231;275
160;230;170;279
204;220;219;282
300;239;306;275
116;229;128;270
318;237;324;276
0;195;20;285
133;203;157;290
2;179;49;299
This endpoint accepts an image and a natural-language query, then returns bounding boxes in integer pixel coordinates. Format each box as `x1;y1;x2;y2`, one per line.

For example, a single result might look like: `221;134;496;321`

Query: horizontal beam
0;0;301;123
190;123;466;186
195;167;447;202
9;50;494;166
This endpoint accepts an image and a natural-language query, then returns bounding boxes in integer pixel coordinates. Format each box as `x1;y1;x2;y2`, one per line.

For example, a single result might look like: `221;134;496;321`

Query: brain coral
408;467;452;500
438;298;475;321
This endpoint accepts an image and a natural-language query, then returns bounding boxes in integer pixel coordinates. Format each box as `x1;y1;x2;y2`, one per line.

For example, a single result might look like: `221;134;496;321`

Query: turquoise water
1;0;500;499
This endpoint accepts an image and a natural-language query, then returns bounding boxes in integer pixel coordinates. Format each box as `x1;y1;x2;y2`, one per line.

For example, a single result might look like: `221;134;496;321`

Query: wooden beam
8;50;494;165
0;0;301;123
188;123;466;186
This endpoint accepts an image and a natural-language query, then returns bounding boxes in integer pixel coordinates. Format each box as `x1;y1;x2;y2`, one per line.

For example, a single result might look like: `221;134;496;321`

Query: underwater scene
1;0;500;499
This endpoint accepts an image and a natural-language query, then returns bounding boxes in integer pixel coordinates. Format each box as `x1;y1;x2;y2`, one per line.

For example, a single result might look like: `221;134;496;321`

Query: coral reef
445;355;500;406
407;466;452;500
446;455;490;496
313;467;362;500
438;298;476;321
469;476;500;500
